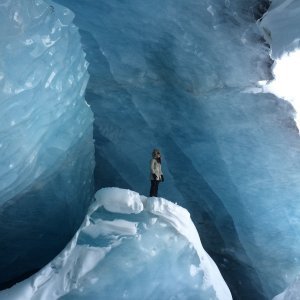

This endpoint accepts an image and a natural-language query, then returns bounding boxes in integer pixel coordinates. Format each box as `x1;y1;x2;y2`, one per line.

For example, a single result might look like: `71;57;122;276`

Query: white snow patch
94;187;144;214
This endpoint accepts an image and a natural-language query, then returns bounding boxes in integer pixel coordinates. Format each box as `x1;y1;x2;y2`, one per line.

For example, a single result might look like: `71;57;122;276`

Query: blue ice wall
0;1;94;288
53;0;300;299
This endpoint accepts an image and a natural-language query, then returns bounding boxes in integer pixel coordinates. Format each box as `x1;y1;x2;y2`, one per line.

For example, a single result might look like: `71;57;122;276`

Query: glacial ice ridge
0;0;94;288
0;188;232;300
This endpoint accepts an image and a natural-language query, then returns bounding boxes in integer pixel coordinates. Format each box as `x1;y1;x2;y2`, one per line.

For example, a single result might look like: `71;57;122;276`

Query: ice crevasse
0;188;232;300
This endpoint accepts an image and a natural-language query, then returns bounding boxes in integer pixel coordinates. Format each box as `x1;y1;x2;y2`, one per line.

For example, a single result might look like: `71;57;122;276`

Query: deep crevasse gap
0;0;94;288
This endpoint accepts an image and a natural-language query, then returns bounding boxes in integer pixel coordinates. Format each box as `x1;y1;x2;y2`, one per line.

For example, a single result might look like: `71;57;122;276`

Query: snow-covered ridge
0;188;232;300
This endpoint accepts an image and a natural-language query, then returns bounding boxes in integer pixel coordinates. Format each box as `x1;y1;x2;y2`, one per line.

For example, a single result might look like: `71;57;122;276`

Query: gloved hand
161;175;164;182
152;173;157;180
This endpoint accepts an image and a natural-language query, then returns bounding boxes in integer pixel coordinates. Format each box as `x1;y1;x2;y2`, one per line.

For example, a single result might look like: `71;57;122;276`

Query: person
149;148;164;197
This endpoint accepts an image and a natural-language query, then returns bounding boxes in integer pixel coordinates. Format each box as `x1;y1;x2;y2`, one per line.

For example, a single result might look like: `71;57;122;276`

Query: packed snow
0;188;232;300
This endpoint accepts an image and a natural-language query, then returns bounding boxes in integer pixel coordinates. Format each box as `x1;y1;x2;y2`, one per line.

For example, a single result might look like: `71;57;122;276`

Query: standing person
150;148;164;197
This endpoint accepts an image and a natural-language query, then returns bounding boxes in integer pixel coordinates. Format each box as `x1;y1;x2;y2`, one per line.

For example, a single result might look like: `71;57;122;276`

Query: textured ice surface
0;188;232;300
0;0;94;288
3;0;300;298
258;0;300;127
52;0;300;298
273;277;300;300
258;1;300;298
259;0;300;59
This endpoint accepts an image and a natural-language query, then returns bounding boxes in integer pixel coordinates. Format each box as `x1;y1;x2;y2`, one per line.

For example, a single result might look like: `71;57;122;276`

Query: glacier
0;0;94;289
2;0;300;299
258;1;300;299
51;0;300;298
0;188;232;300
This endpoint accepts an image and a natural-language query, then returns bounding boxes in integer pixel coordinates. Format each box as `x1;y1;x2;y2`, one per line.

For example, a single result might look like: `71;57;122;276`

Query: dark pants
150;180;159;197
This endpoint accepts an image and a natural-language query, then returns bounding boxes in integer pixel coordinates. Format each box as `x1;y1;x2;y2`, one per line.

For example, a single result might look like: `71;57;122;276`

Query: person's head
152;148;161;159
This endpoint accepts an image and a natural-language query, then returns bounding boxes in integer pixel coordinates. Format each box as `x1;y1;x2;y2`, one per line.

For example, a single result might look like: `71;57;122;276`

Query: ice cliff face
258;1;300;299
259;0;300;59
0;0;94;288
53;0;300;299
0;188;232;300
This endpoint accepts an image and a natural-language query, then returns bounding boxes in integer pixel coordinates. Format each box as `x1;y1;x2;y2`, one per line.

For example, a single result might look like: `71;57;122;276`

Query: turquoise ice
2;0;300;299
0;0;94;288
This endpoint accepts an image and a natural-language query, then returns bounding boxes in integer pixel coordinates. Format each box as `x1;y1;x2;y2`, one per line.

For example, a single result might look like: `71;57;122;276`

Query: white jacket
150;158;163;181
